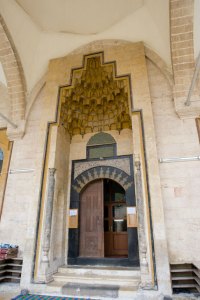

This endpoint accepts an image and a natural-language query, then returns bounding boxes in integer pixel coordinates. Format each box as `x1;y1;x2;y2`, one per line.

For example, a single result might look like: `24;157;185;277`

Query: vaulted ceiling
16;0;144;34
0;0;170;90
0;0;199;93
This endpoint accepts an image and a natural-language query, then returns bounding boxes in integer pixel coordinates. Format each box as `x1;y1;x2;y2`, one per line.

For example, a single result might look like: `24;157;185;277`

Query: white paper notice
127;207;136;214
69;209;77;216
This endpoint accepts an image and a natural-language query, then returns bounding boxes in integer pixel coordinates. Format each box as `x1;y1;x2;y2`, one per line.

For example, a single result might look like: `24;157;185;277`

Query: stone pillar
135;160;152;288
42;168;56;264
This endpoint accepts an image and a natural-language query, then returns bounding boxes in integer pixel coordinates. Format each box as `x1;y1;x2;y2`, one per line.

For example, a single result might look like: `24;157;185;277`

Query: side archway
0;14;26;137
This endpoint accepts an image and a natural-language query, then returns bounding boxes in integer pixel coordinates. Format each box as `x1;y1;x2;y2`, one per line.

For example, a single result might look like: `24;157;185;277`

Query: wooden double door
79;179;128;258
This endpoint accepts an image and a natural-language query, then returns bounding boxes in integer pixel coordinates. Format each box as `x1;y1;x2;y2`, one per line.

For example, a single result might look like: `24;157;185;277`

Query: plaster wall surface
147;59;200;263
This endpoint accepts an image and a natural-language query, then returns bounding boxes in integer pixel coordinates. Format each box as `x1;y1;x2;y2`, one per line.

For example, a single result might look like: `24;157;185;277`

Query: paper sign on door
68;209;78;228
127;206;137;228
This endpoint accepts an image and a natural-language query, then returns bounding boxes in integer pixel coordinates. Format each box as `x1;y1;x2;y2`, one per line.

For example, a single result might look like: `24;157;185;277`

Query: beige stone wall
70;129;133;161
147;58;200;263
0;82;10;128
0;86;50;285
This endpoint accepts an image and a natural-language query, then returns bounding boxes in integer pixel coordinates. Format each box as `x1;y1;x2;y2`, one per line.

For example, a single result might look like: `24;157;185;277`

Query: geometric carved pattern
72;166;133;193
59;54;132;137
74;157;131;179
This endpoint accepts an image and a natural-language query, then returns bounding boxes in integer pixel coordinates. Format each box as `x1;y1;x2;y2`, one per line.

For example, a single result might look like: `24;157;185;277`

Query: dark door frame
68;155;140;267
104;179;128;257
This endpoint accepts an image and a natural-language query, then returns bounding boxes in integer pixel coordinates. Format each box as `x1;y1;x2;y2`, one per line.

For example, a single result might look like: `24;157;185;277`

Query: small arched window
87;132;116;159
0;149;3;173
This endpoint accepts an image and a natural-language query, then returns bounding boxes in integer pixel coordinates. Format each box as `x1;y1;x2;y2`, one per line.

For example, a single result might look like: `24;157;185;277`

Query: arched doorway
79;179;128;258
68;159;139;266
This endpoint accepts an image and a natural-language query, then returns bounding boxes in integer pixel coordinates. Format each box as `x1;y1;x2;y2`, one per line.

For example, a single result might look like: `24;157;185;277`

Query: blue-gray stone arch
72;166;133;194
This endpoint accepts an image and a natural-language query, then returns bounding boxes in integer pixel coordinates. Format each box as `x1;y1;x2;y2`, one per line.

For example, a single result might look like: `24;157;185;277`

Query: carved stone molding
42;168;56;265
72;165;133;193
135;161;152;289
74;157;131;179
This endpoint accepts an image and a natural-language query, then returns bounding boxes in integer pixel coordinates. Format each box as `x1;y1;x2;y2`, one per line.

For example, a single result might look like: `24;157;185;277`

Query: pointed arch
0;14;26;123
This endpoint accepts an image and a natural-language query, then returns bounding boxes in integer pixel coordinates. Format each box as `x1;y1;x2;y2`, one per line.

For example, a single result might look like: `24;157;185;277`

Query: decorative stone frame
68;155;140;267
31;44;171;294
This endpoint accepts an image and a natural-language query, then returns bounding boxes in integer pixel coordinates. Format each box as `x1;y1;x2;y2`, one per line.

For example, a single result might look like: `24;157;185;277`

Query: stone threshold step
54;272;139;281
58;266;140;277
61;282;120;298
53;274;139;287
47;280;138;297
65;264;139;270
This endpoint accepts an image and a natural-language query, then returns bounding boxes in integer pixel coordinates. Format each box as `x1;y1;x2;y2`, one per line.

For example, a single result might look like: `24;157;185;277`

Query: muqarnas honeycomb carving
59;54;132;137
